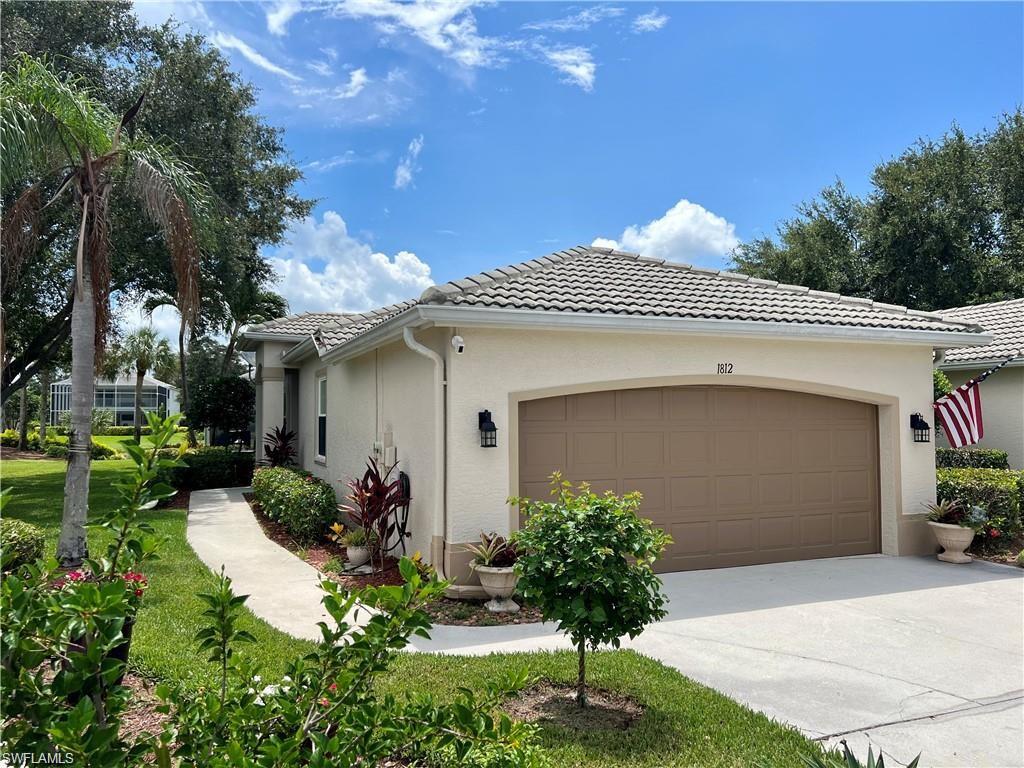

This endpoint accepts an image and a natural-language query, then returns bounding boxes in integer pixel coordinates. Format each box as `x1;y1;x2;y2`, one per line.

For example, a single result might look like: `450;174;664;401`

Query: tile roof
939;298;1024;365
245;312;353;337
417;246;983;334
244;247;988;360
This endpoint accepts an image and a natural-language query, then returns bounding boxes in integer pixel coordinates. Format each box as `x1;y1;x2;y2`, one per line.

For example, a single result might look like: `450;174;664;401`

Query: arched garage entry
518;385;881;572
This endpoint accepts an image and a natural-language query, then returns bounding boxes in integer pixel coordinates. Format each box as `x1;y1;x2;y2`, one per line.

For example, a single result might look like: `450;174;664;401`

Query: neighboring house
938;298;1024;469
50;375;179;427
240;246;989;593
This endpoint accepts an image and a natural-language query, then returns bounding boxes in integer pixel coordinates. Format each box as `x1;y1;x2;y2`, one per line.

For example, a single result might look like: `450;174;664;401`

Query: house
240;246;990;593
50;375;179;427
938;298;1024;468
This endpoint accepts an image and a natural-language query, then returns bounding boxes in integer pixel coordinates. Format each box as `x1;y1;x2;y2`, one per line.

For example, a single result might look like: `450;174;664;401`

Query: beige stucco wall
293;332;443;562
939;366;1024;469
445;327;941;562
253;341;294;464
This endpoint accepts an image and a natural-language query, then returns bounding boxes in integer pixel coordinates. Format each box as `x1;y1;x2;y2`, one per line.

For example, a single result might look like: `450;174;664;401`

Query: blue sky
132;0;1023;320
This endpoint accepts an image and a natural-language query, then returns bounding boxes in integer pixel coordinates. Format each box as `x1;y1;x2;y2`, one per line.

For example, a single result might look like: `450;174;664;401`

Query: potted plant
464;532;520;613
343;527;374;568
924;499;985;563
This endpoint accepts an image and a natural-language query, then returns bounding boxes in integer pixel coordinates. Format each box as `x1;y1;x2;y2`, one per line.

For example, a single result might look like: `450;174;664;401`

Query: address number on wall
716;363;734;374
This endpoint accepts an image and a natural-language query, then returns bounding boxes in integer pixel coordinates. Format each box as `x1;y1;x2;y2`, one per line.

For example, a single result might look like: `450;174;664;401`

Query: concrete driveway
413;556;1024;768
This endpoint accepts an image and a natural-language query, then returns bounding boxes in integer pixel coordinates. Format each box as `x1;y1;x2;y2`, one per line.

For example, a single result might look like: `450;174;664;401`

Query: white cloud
632;9;669;33
592;199;739;265
212;32;302;81
305;147;389;172
393;134;424;190
523;6;623;32
267;211;433;312
306;59;334;76
541;46;596;91
132;0;211;29
266;0;303;35
290;67;369;100
331;0;501;68
117;300;189;349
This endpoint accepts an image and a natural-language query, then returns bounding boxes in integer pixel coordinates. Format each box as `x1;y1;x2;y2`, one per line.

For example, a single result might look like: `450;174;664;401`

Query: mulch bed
970;536;1024;567
0;446;58;460
242;494;543;625
502;682;644;731
120;673;169;743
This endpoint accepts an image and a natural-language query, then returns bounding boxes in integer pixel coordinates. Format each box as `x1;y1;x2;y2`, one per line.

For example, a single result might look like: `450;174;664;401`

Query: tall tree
2;55;207;564
111;327;174;443
731;113;1024;310
221;283;287;375
37;367;50;442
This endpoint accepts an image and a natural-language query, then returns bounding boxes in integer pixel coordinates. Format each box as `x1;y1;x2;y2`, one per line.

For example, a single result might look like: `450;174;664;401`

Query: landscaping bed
244;492;543;624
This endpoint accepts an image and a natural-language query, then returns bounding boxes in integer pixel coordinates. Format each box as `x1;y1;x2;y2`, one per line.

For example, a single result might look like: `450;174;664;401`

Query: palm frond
0;184;42;296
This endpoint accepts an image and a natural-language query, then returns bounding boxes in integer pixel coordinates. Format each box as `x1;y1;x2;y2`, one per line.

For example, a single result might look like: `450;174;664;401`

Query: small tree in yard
512;473;671;708
188;376;254;447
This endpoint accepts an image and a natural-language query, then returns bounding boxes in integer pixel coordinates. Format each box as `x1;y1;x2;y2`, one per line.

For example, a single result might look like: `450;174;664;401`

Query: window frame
316;376;327;462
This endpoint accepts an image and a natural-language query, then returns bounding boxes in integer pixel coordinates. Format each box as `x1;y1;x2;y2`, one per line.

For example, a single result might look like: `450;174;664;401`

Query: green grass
1;459;825;767
92;432;189;453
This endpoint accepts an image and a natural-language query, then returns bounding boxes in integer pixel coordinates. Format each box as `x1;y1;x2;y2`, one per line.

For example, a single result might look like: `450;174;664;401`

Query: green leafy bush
936;468;1024;541
44;443;69;459
2;430;116;460
512;473;671;708
160;447;254;491
1;517;45;572
936;447;1009;469
252;466;337;543
100;425;153;436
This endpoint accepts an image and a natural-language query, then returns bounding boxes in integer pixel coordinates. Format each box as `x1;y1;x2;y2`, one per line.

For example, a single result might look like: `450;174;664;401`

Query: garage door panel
519;385;879;572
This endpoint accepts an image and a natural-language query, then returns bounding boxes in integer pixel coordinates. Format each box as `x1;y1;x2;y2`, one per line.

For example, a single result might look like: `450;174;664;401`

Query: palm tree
112;327;173;444
221;283;287;375
1;55;208;565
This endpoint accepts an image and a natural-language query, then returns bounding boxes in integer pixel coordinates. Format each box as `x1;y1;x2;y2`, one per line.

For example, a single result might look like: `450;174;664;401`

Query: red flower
320;697;330;707
328;682;338;692
990;528;1001;538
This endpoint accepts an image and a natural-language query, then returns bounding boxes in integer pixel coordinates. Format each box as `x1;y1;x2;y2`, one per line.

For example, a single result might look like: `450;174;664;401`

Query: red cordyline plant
339;457;409;572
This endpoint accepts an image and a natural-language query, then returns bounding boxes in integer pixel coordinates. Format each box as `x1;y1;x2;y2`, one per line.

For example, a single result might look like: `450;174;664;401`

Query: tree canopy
732;112;1024;311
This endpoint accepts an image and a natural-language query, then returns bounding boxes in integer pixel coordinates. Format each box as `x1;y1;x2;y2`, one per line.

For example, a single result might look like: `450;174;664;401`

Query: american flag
933;354;1019;448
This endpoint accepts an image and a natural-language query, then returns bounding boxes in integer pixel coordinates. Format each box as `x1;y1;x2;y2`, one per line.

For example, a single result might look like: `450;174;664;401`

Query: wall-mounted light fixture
910;413;931;443
478;410;497;448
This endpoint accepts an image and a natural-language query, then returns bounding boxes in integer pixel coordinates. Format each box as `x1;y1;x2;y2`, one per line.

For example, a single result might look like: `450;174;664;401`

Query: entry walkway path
188;490;1023;767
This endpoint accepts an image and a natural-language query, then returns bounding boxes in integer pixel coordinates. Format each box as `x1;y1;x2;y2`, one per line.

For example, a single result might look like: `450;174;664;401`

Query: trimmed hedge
251;466;336;544
1;518;45;572
159;447;255;491
936;468;1024;540
936;447;1010;469
1;429;116;460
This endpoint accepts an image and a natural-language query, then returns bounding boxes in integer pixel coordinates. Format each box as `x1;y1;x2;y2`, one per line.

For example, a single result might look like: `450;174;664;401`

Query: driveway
412;556;1024;768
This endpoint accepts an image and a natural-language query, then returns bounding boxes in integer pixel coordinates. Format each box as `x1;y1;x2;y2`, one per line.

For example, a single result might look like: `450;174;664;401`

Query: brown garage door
518;386;880;572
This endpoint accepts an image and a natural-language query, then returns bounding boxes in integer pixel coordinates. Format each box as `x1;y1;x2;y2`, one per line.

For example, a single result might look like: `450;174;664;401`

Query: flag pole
968;351;1023;387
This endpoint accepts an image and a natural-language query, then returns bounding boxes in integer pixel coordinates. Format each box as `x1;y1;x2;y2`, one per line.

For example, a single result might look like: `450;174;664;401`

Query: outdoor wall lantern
478;410;498;448
910;413;931;443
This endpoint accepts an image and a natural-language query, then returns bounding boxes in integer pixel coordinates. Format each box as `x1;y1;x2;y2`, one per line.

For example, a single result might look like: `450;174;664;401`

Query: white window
316;377;327;460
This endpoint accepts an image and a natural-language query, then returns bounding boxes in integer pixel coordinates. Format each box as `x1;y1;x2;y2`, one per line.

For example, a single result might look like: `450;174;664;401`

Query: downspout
402;327;448;581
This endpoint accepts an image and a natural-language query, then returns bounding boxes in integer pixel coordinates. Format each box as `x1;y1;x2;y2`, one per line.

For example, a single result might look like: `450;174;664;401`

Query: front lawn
1;458;825;767
92;431;189;453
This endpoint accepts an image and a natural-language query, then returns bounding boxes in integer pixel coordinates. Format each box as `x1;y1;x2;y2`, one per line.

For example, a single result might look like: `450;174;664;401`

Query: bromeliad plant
154;559;546;767
339;457;410;573
511;473;671;708
465;532;518;568
0;412;184;764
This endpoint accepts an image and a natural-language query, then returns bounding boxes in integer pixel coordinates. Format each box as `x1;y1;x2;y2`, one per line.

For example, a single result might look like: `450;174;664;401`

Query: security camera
451;335;465;354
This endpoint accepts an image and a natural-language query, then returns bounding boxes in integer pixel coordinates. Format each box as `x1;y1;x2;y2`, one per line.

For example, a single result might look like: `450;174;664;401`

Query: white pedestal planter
928;521;975;564
473;565;520;613
346;545;370;568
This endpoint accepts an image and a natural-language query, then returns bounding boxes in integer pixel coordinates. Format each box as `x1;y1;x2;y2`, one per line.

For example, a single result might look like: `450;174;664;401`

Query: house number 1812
716;363;734;374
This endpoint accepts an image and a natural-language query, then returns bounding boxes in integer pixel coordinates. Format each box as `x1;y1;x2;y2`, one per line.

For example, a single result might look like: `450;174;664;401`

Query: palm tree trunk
57;254;95;566
16;384;28;450
220;323;239;376
133;368;144;444
178;322;196;448
38;368;50;443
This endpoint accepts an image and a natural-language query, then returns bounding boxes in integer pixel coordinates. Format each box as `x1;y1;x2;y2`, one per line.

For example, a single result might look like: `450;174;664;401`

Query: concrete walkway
188;491;1024;767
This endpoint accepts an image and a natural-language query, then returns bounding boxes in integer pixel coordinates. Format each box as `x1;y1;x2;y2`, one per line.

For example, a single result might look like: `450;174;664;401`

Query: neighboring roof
939;298;1024;367
246;246;989;364
54;375;177;389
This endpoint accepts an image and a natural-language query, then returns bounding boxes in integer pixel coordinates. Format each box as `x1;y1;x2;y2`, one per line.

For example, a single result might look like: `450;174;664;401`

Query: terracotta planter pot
928;521;975;564
473;564;520;613
346;545;370;567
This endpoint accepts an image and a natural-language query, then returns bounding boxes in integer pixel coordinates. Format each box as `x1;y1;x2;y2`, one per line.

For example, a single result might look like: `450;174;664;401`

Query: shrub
1;517;45;572
188;376;254;436
159;447;254;491
936;468;1024;541
339;458;409;571
252;466;337;543
936;447;1009;469
262;425;297;467
44;443;68;459
512;473;671;708
100;425;153;436
2;430;115;460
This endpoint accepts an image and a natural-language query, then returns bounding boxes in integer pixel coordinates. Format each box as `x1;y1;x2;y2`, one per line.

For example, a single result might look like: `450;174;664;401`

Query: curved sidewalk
187;487;336;641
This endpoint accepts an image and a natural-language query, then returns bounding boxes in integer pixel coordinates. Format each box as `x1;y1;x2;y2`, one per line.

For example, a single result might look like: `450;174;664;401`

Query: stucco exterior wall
445;327;940;562
293;332;443;561
939;366;1024;469
254;341;294;463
